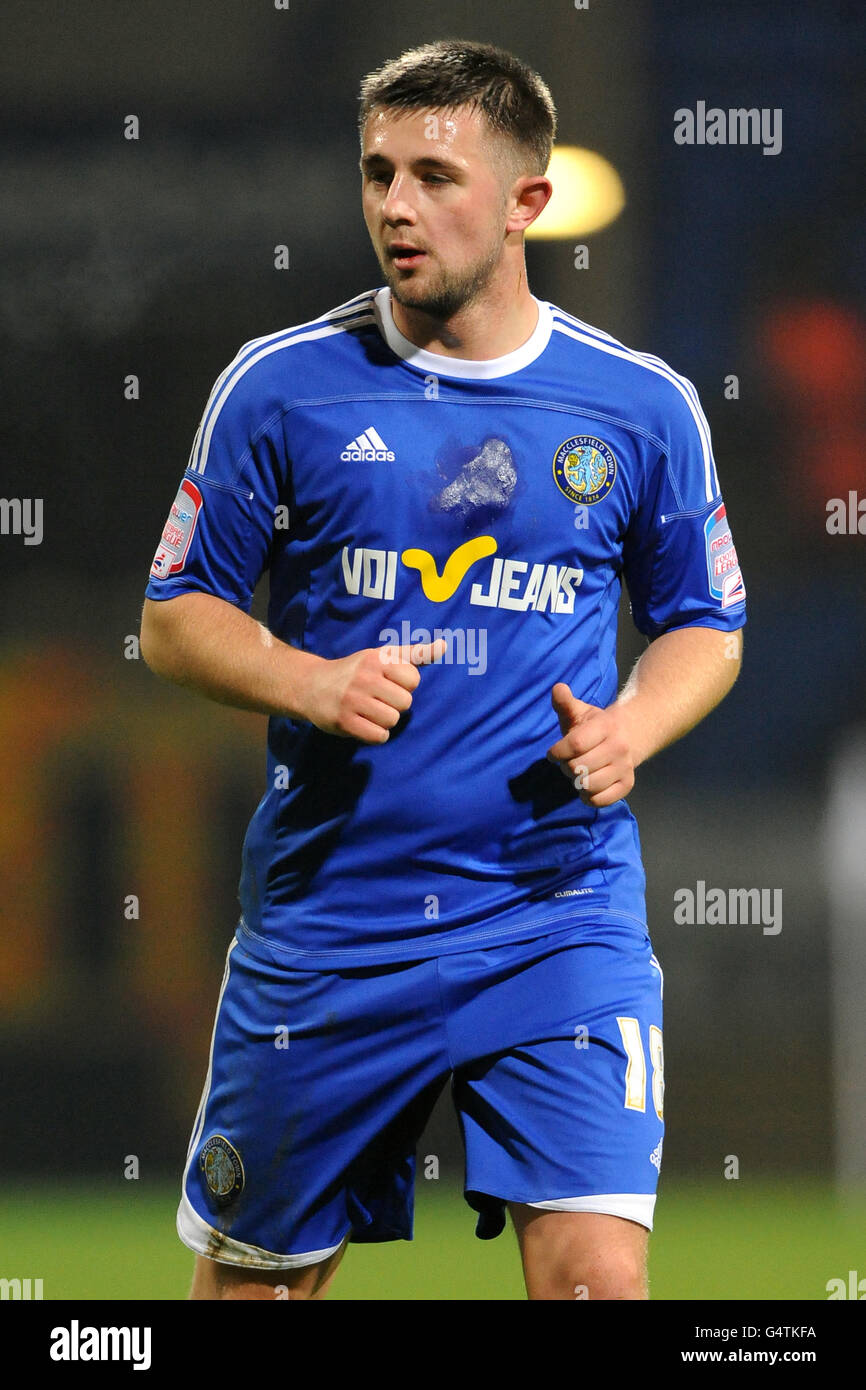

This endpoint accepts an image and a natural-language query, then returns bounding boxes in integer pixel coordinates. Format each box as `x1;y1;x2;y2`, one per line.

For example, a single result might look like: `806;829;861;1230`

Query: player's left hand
546;682;638;808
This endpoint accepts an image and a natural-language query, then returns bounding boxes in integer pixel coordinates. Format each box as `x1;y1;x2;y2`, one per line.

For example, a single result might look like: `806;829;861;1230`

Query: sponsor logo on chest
341;537;583;613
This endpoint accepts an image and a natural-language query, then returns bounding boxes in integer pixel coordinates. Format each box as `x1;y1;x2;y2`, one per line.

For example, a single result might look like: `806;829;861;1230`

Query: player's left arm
550;362;747;808
547;624;742;807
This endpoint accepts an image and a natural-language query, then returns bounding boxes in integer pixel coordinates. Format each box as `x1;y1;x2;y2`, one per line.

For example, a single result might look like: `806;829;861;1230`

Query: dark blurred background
2;0;864;1239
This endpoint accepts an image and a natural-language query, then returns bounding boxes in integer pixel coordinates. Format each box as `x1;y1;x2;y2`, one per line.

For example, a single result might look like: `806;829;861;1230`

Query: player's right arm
142;344;442;743
140;592;444;744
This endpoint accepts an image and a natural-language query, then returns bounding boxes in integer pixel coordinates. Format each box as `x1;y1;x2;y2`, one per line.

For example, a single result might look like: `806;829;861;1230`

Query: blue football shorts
177;918;665;1268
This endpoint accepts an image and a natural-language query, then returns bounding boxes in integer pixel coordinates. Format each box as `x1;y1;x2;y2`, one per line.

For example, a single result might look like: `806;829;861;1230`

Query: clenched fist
546;682;638;808
302;639;447;744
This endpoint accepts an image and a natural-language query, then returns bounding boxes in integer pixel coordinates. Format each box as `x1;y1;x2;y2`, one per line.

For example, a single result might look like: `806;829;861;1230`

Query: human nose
381;173;417;224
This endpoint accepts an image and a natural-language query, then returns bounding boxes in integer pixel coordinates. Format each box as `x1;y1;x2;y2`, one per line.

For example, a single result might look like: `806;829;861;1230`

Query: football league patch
150;476;203;579
704;503;745;608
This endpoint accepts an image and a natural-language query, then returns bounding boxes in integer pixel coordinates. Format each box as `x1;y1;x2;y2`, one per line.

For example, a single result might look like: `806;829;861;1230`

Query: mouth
387;244;427;269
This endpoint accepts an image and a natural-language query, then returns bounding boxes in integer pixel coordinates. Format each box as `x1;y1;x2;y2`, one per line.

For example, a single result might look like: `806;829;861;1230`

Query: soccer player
140;39;746;1301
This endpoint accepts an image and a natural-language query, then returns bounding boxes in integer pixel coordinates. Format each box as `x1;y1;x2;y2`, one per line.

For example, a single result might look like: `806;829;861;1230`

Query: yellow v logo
401;536;498;602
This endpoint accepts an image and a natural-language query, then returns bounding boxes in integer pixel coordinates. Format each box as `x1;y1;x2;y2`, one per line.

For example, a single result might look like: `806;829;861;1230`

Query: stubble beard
384;235;504;323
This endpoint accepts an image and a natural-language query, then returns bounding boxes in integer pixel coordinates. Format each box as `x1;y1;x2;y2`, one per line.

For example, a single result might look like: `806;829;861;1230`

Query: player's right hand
303;639;447;743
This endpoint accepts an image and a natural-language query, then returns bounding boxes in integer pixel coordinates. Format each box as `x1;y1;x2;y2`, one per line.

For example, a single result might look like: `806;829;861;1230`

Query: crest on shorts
553;436;617;506
200;1134;244;1206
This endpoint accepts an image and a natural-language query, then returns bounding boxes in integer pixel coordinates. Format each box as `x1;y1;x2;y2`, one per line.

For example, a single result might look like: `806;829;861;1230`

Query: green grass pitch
1;1179;862;1300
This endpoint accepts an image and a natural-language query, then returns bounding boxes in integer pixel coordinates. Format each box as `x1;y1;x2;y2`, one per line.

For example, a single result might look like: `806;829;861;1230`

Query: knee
571;1250;648;1301
531;1245;648;1300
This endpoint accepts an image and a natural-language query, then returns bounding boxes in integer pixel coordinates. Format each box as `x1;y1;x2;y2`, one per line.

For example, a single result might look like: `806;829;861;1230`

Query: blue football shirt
145;288;746;966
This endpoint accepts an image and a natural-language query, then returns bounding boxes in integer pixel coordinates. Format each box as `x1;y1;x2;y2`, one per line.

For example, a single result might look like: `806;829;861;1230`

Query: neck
389;262;538;360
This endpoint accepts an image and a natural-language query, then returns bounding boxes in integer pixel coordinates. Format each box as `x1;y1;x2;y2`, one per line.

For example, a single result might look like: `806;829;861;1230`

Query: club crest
200;1135;244;1206
553;436;617;506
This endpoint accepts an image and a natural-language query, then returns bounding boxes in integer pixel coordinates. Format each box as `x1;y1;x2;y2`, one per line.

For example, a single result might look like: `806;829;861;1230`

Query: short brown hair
358;39;557;182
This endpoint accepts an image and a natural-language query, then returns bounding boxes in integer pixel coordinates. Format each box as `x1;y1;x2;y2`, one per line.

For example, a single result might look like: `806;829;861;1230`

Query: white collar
373;286;552;380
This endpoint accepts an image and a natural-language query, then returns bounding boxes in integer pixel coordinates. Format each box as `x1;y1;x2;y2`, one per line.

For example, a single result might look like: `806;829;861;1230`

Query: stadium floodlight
526;145;625;240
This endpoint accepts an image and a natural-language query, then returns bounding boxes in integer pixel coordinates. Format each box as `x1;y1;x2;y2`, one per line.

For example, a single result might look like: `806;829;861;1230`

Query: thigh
449;925;664;1238
189;1238;349;1301
507;1206;649;1300
179;934;450;1270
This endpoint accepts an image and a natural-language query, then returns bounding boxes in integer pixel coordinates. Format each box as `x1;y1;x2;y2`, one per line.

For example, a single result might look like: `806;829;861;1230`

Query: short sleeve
622;375;746;639
144;352;286;611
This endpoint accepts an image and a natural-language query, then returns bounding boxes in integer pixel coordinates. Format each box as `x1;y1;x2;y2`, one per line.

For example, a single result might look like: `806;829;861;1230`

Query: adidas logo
341;426;395;462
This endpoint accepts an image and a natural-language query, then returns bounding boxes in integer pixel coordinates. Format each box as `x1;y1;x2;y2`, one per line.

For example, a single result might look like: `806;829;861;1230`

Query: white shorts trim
185;938;238;1167
176;1190;345;1269
526;1193;656;1230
